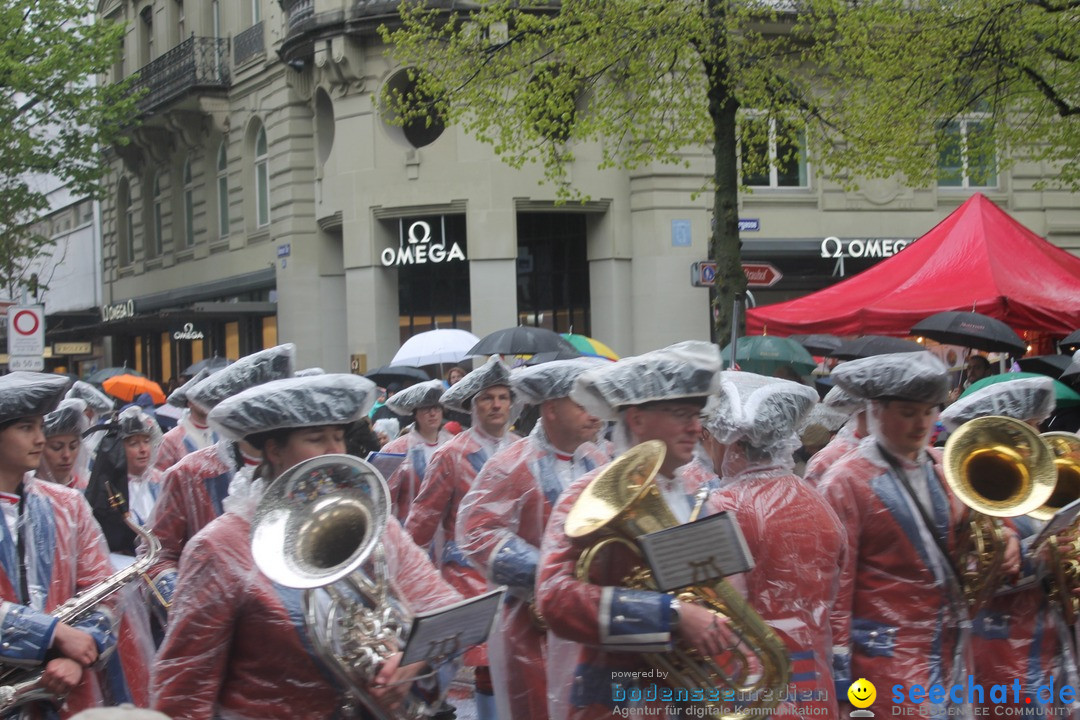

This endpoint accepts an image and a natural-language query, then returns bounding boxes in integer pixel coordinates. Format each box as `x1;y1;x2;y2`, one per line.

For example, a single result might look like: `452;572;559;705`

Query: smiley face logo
848;678;876;708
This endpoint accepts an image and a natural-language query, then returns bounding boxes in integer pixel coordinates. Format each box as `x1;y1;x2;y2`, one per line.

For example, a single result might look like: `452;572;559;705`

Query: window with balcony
217;142;230;238
740;115;808;188
175;0;186;47
183;158;195;247
139;5;153;66
938;116;997;189
254;126;269;228
152;171;166;256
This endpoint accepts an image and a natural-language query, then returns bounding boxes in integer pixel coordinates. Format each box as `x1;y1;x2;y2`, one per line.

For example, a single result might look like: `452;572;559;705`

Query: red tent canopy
746;193;1080;337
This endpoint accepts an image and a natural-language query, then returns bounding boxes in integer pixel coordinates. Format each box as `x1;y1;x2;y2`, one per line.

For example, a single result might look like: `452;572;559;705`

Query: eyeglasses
644;405;706;424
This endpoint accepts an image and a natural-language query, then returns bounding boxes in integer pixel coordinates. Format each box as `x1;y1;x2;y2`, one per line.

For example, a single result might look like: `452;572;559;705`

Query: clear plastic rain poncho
186;343;296;412
166;368;212;408
66;379;115;418
937;375;1078;715
39;398;92;491
701;372;845;717
0;372;70;421
155;374;464;719
803;385;870;488
816;352;979;716
157;368;220;472
940;375;1056;431
385;378;447;417
457;358;610;720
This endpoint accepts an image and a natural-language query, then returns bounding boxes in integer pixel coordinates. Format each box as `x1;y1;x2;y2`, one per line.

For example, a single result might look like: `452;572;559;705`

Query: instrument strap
15;481;30;605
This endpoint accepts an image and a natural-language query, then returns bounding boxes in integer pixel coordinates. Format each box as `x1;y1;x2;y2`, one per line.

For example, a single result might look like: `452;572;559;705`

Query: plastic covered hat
940;375;1056;431
831;351;949;404
440;357;513;413
385;379;446;415
0;372;70;424
823;385;864;415
571;340;722;421
704;371;819;454
43;399;90;438
167;367;212;408
208;374;378;442
66;380;114;414
187;343;296;411
512;357;608;406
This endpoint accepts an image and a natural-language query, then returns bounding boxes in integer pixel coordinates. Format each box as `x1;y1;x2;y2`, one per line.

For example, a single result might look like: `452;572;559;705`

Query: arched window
254;126;269;228
152;171;165;256
117;179;132;265
217;142;229;238
183;158;195;247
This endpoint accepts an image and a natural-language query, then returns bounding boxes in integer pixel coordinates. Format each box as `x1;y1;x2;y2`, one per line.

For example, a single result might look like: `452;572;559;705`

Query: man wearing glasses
535;341;732;720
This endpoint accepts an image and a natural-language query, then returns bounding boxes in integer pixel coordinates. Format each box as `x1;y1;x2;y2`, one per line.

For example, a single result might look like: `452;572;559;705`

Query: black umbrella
1017;354;1073;379
831;335;925;360
85;366;146;384
365;365;431;388
1059;329;1080;353
183;355;233;376
789;334;843;356
910;311;1027;357
468;326;579;357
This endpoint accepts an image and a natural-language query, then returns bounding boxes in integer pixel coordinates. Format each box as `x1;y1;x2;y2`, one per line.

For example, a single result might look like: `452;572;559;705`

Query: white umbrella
391;329;481;367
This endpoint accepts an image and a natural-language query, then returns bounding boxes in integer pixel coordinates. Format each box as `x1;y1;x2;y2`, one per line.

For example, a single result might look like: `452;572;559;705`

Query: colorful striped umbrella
560;334;619;361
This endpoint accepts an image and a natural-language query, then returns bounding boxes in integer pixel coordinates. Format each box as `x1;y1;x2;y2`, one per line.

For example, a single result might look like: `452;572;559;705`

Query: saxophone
565;441;791;719
0;491;161;712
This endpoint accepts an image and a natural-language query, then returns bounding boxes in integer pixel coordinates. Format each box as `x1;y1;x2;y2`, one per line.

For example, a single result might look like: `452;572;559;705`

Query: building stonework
95;0;1080;383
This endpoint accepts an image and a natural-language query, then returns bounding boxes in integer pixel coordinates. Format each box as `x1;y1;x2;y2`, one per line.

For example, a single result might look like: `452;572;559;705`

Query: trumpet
943;416;1056;614
0;498;161;712
251;454;447;720
564;441;790;719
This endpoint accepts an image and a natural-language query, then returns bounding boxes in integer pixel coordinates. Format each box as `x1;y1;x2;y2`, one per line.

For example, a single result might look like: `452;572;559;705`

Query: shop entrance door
516;213;590;335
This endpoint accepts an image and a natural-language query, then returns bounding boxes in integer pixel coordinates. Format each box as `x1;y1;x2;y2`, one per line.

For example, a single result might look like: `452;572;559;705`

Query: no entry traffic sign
7;304;44;357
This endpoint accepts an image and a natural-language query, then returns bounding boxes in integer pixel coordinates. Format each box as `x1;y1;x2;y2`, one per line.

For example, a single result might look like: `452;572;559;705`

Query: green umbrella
720;336;817;377
961;372;1080;409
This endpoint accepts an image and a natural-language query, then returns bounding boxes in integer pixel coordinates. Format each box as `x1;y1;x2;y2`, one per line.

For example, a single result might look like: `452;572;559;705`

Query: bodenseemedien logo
848;678;877;717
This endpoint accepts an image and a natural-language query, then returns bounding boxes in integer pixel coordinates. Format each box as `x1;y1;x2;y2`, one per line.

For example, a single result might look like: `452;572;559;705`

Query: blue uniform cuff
598;587;673;652
72;609;116;658
490;535;539;592
0;602;60;665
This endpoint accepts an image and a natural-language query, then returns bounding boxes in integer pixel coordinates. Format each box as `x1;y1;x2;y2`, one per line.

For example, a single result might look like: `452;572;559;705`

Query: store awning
746;193;1080;337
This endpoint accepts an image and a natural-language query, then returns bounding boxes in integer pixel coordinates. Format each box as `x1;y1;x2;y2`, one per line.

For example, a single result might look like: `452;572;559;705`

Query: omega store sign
381;217;467;267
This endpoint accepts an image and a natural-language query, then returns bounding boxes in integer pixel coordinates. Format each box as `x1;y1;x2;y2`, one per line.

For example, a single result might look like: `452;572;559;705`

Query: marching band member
138;344;295;621
380;379;455;522
0;372;149;717
404;357;520;720
64;382;114;460
39;400;91;491
703;371;846;717
152;374;462;720
85;407;164;562
536;341;729;720
154;369;217;472
939;376;1079;712
803;385;868;488
457;358;610;720
818;352;1020;719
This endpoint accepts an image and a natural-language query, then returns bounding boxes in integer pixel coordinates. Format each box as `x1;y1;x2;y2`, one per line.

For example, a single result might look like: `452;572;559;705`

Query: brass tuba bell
564;441;791;719
251;454;445;720
1034;432;1080;624
943;415;1057;613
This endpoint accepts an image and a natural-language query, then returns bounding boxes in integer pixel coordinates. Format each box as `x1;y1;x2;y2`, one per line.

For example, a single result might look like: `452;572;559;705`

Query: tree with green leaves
0;0;135;298
382;0;1079;340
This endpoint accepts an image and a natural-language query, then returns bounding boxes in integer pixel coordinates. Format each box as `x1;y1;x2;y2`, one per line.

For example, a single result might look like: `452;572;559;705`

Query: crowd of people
0;338;1078;720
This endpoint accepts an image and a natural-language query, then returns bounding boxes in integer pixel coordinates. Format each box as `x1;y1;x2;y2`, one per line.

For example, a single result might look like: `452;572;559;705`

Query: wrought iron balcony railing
129;36;231;115
281;0;314;31
234;22;265;65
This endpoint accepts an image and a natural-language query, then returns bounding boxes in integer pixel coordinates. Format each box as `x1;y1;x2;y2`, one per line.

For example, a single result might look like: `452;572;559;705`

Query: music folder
638;512;754;592
401;587;505;666
365;451;407;482
1032;497;1080;550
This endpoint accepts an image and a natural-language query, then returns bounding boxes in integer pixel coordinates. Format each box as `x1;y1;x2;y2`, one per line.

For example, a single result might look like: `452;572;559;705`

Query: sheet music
638;512;754;592
401;588;505;666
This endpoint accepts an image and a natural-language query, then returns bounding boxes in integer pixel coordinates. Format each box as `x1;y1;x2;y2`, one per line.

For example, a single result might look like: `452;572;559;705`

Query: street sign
7;305;44;356
740;262;783;288
8;356;44;372
690;262;784;288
